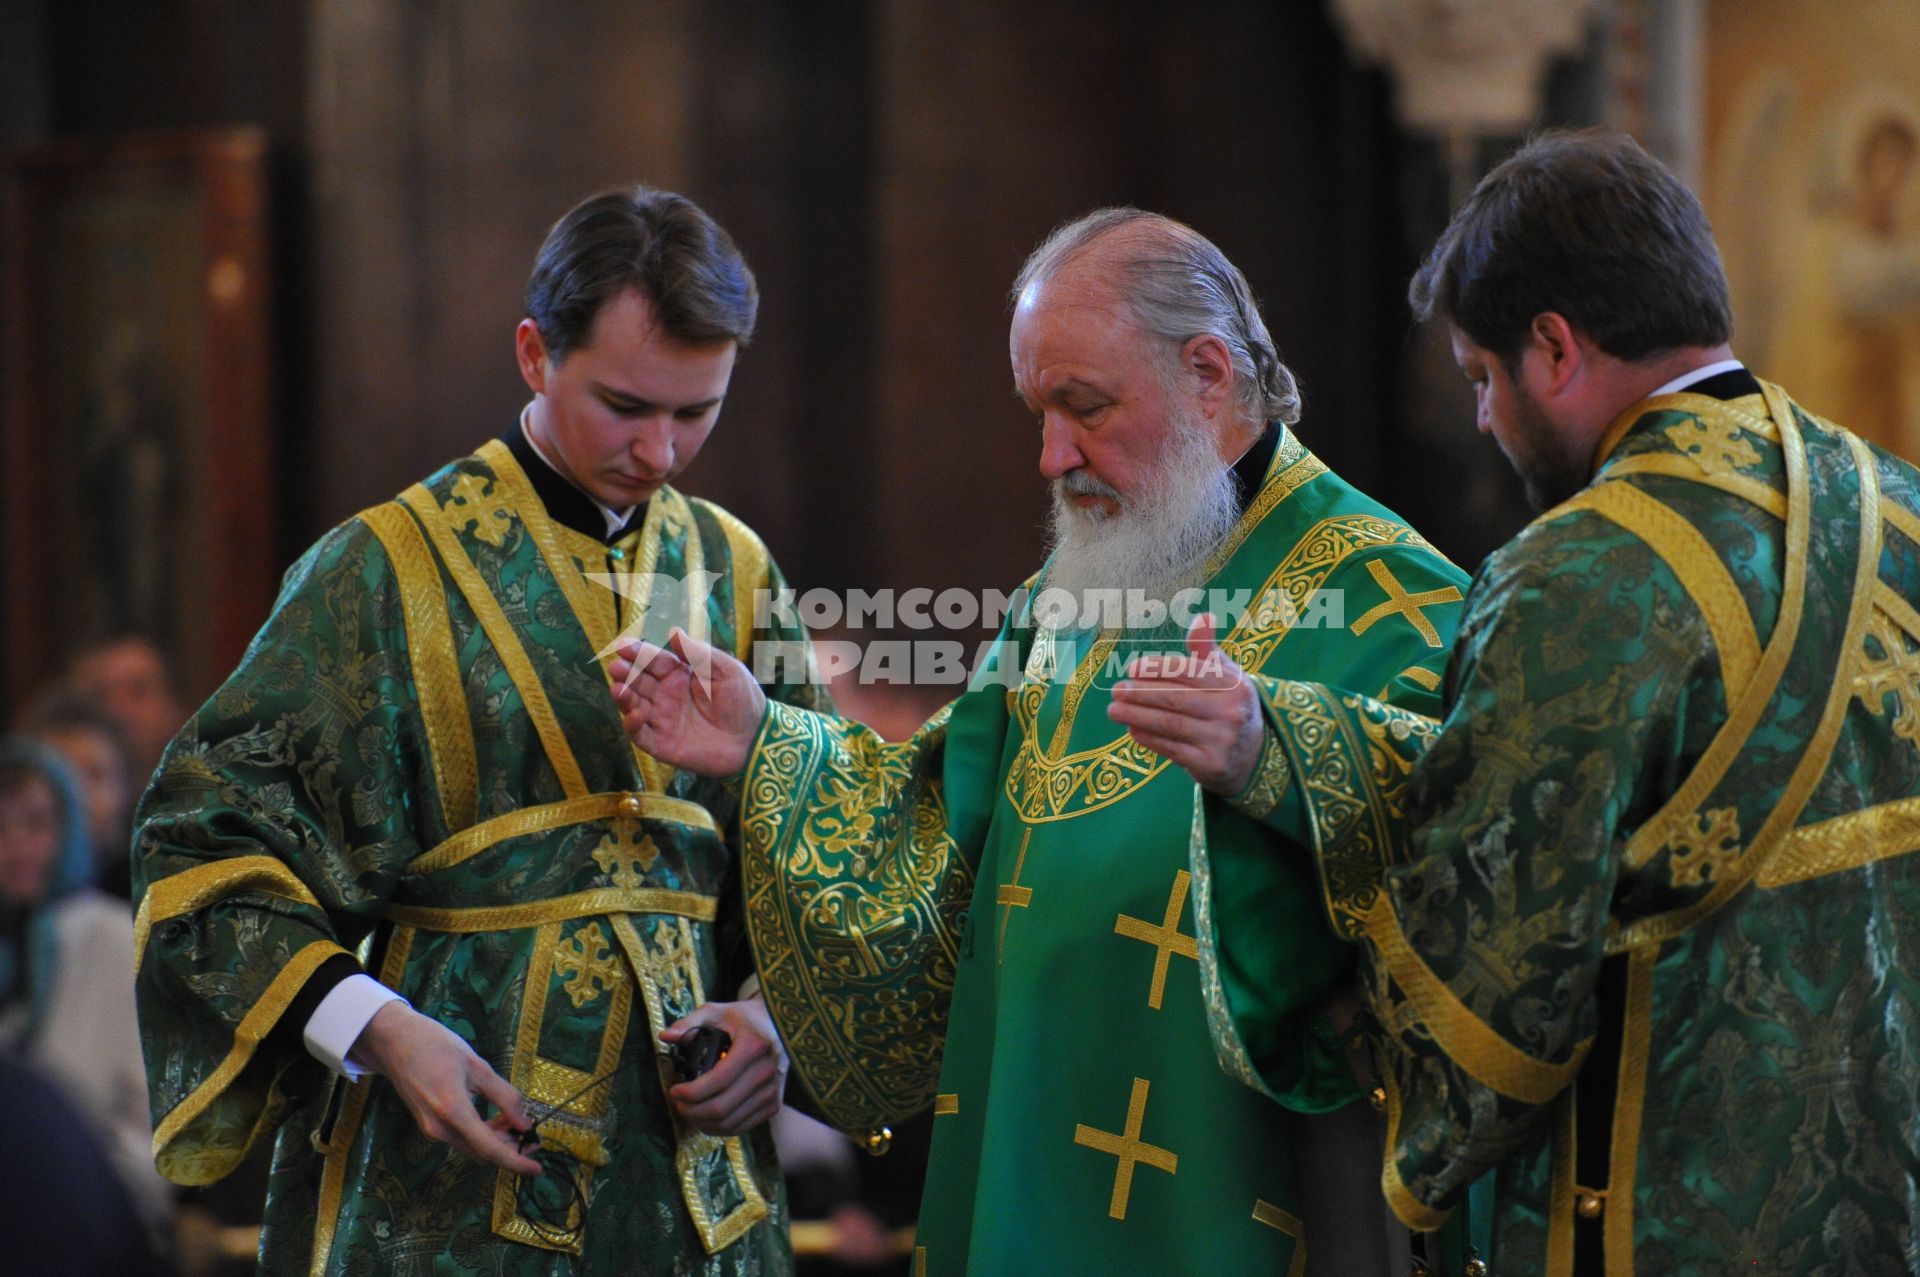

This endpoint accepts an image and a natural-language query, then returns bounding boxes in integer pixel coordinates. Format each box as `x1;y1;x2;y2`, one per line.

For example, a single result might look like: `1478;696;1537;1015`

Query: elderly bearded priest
613;210;1473;1274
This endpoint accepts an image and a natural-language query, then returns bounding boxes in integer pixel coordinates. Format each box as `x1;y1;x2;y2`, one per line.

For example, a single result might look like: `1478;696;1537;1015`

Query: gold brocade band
1554;480;1762;698
406;790;719;875
1761;795;1920;888
400;480;591;800
135;855;323;975
359;501;481;835
1600;453;1788;520
152;939;350;1185
1619;384;1815;877
1378;1064;1450;1233
309;925;415;1277
700;498;771;657
385;886;719;933
1363;895;1592;1106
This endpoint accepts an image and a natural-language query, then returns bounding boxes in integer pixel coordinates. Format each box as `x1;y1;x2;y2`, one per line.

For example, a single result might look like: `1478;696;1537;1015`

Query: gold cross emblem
997;829;1034;963
443;471;515;547
553;922;625;1007
1073;1077;1178;1220
1348;559;1463;648
1664;416;1761;475
1113;869;1199;1010
1667;807;1741;887
592;824;662;889
1854;611;1920;748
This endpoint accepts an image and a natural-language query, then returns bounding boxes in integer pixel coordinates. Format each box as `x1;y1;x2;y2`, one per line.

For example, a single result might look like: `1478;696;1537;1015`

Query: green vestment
1219;385;1920;1274
736;430;1470;1274
133;437;822;1275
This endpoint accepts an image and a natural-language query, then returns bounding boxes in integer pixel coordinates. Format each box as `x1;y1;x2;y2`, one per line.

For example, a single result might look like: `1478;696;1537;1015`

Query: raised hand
1106;613;1265;795
608;627;767;778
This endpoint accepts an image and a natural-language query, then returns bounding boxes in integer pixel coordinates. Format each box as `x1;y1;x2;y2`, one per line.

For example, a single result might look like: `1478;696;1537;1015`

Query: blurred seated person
0;739;173;1236
66;635;187;783
17;690;137;899
776;1107;931;1277
0;1053;172;1276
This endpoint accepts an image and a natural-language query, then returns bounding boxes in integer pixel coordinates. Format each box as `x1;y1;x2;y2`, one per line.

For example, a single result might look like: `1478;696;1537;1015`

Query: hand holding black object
668;1026;732;1082
661;996;790;1135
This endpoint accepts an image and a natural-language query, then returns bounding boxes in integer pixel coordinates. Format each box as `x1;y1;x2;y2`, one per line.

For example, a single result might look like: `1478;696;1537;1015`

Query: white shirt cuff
304;974;408;1080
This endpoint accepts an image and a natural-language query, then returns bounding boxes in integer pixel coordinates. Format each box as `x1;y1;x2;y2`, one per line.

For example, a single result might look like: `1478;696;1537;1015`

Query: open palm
609;629;766;778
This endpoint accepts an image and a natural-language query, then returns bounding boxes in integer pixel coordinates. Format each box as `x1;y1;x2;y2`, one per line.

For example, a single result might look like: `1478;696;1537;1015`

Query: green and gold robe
133;436;823;1275
737;428;1469;1274
1220;383;1920;1273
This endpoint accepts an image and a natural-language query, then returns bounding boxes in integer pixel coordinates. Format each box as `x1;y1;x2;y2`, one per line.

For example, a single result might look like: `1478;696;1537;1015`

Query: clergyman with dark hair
132;185;828;1274
1117;127;1920;1273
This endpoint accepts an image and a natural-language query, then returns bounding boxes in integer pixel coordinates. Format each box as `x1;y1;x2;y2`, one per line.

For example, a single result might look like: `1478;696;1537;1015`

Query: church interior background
0;0;1915;1270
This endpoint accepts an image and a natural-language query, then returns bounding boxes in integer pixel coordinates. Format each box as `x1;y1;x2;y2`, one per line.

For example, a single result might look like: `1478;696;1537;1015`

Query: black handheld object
668;1026;731;1082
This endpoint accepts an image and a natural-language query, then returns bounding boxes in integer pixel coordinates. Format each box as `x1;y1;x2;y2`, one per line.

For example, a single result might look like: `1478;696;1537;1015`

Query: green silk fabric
737;430;1468;1274
1239;388;1920;1274
134;439;822;1275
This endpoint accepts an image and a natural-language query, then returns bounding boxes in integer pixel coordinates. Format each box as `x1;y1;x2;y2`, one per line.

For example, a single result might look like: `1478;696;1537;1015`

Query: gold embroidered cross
629;916;696;1011
1664;417;1761;475
1113;869;1200;1010
1348;560;1462;648
592;824;661;889
1073;1077;1178;1220
1854;612;1920;748
997;829;1034;963
444;471;515;547
554;922;625;1007
1667;807;1741;887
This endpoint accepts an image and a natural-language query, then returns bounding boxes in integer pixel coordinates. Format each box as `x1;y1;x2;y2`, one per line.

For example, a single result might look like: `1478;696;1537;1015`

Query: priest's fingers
1121;727;1203;772
1108;681;1244;714
1107;697;1230;744
614;637;687;678
673;1053;781;1134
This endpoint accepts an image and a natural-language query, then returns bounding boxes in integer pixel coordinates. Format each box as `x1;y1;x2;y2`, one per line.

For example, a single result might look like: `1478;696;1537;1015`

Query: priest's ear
1176;332;1236;421
1518;311;1588;400
515;318;554;394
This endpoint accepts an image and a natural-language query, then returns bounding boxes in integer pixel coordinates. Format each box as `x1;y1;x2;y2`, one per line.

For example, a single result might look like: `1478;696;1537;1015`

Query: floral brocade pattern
134;446;818;1276
1265;389;1920;1275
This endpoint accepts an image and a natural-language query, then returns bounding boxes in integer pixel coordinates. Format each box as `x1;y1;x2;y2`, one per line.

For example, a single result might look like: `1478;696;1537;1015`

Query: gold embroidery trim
612;914;770;1251
492;921;563;1249
310;925;414;1276
152;939;348;1184
1614;416;1882;947
694;496;769;660
932;1094;959;1116
1228;724;1292;821
1545;1090;1577;1277
406;790;717;874
1617;385;1814;879
359;502;480;835
134;855;323;976
1347;558;1462;647
1363;894;1592;1105
1591;389;1776;472
401;479;590;799
1874;582;1920;645
1604;944;1657;1276
1252;1199;1307;1277
1378;1063;1450;1233
1601;453;1787;520
385;887;719;933
1392;664;1443;694
1187;787;1270;1096
1883;496;1920;551
1761;795;1920;888
1554;480;1762;698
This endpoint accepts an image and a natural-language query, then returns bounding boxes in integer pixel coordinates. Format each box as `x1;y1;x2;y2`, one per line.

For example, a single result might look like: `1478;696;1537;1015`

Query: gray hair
1012;208;1301;425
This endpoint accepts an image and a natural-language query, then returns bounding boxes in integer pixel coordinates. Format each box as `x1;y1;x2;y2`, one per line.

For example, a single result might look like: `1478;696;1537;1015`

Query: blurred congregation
1;1;1917;1274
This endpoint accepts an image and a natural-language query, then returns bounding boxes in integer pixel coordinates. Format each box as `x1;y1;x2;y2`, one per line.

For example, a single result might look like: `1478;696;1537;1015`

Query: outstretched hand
350;1001;542;1176
1107;614;1265;795
608;627;766;779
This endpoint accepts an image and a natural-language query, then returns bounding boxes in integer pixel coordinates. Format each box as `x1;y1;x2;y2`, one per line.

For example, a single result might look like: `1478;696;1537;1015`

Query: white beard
1041;404;1239;626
